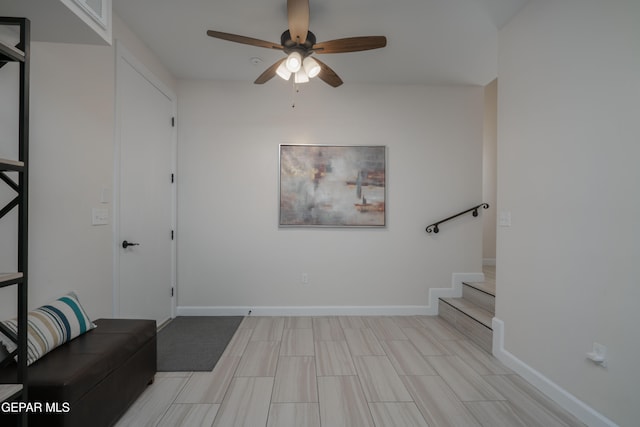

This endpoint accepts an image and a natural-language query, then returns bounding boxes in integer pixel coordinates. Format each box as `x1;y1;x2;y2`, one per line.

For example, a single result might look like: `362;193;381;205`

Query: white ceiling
113;0;529;86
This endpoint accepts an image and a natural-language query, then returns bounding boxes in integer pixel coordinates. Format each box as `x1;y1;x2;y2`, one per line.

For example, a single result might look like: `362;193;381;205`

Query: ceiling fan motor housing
281;30;316;57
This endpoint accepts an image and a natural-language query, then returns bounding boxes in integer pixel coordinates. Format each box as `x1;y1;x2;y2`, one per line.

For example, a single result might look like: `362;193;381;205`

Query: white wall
177;81;484;313
496;0;640;426
482;79;497;263
26;41;114;317
0;14;175;319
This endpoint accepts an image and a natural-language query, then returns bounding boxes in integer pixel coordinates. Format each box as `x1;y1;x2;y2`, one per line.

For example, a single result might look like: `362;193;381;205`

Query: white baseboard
492;318;618;427
425;272;485;315
176;305;431;317
177;272;484;318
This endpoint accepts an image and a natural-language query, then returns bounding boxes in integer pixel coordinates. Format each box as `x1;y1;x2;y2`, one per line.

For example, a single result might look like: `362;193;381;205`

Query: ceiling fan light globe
285;51;302;73
303;57;321;78
276;62;292;80
294;70;309;84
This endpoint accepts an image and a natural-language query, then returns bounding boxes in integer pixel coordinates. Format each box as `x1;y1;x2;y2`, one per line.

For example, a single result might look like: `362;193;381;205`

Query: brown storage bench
0;318;156;427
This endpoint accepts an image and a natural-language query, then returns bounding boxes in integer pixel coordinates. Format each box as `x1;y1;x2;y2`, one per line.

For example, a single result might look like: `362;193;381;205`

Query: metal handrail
426;203;489;233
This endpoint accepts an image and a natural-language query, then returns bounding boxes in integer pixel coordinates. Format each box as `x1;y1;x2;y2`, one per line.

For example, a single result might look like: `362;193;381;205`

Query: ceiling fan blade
254;58;286;84
207;30;283;50
314;36;387;54
313;58;343;87
287;0;310;44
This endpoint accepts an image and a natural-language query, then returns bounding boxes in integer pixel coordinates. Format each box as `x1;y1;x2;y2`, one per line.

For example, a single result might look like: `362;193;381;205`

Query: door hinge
171;173;174;183
171;287;174;297
171;230;174;240
171;117;175;127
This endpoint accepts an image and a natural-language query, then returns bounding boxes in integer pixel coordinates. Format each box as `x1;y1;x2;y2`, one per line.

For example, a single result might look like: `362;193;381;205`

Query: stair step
462;282;495;313
438;297;493;353
440;297;493;328
463;280;495;297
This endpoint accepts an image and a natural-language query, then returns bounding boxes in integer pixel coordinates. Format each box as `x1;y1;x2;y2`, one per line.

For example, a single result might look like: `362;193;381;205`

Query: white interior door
116;44;175;325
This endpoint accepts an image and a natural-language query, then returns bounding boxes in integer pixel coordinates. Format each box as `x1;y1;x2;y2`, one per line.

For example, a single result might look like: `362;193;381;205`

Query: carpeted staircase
438;266;495;352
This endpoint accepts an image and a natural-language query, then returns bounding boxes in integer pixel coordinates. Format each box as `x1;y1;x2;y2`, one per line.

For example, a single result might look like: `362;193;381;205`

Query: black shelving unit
0;17;30;427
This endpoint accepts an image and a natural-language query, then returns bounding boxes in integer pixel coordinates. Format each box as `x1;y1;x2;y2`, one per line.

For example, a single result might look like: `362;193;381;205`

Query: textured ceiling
113;0;529;86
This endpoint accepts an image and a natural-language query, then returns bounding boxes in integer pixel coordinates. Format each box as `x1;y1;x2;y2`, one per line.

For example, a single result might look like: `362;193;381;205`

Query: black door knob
122;240;140;249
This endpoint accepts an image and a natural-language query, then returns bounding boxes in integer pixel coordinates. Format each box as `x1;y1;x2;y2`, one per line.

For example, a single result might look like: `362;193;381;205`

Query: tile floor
115;316;585;427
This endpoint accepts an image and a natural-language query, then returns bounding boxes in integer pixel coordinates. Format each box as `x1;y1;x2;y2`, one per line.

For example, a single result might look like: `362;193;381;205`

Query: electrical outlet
593;342;607;358
301;273;309;285
498;211;511;227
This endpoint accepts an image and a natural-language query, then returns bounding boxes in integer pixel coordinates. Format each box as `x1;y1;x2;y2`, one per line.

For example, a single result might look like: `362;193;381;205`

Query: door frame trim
113;40;177;321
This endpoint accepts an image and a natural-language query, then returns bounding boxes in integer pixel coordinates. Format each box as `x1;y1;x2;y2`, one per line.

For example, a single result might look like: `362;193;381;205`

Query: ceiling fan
206;0;387;87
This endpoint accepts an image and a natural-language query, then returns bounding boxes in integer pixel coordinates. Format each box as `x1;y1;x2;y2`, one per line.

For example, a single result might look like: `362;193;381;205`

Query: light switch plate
92;208;109;225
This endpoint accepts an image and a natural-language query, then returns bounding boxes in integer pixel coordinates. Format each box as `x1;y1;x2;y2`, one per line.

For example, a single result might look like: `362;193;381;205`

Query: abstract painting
279;144;386;227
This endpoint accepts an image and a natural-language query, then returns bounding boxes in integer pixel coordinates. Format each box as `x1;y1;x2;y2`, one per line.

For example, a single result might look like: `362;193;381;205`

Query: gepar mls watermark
1;401;70;414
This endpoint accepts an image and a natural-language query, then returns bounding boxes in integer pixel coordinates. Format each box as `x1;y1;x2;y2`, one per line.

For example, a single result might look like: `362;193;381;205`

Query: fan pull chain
290;79;299;108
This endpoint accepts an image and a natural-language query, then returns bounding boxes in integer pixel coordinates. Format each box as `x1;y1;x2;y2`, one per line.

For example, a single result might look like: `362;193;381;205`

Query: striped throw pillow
0;292;96;366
